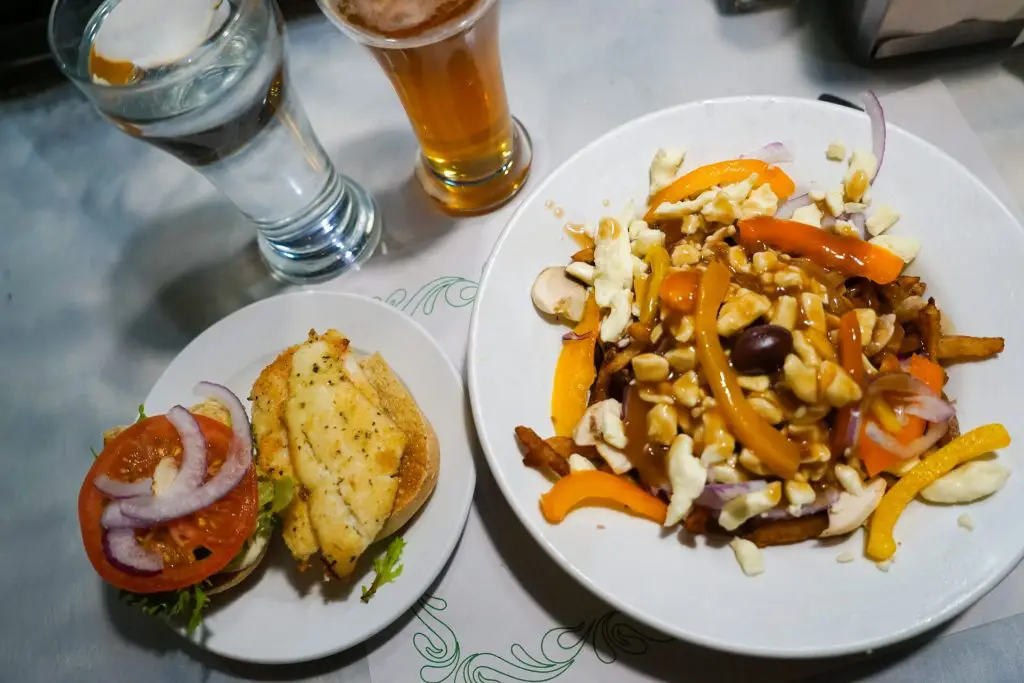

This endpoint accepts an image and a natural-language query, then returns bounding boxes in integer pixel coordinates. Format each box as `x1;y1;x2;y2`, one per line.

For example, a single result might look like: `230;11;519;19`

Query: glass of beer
48;0;383;284
316;0;532;214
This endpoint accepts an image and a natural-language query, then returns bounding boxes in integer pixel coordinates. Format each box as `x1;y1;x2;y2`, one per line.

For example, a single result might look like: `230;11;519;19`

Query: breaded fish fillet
249;344;319;566
285;333;406;578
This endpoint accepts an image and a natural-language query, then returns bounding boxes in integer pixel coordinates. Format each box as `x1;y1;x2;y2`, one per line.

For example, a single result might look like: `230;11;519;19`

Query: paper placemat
311;80;1024;682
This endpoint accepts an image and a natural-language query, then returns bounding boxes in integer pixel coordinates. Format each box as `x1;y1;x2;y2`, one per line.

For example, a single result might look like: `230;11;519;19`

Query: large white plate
468;96;1024;657
146;291;475;663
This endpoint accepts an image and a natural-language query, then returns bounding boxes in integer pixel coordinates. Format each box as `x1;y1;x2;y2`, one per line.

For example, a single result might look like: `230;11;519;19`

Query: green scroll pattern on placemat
378;276;478;316
411;595;672;682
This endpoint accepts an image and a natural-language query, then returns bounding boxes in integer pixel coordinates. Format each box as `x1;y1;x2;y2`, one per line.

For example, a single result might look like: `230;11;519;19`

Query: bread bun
359;353;441;540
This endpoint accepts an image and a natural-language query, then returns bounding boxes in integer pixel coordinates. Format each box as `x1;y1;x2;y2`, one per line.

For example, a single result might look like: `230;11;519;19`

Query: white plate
146;291;475;664
468;96;1024;658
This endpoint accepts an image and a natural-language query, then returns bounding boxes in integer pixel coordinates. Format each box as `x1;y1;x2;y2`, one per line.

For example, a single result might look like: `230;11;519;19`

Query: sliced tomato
79;415;257;593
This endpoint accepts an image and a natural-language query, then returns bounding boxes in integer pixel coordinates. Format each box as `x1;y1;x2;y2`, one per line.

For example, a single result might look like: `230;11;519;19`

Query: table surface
4;1;1024;681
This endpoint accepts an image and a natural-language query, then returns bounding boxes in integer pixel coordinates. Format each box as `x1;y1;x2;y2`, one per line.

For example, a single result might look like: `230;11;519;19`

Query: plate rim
467;94;1024;658
146;289;476;664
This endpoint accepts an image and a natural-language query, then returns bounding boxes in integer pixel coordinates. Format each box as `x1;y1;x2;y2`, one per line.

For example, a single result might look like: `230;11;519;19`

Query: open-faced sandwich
79;329;440;633
79;384;292;634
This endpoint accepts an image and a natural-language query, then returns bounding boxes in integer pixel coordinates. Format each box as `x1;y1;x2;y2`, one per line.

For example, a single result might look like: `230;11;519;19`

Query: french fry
571;247;595;263
742;514;829;548
590;340;645;404
936;335;1005;364
515;426;570;477
917;299;942;361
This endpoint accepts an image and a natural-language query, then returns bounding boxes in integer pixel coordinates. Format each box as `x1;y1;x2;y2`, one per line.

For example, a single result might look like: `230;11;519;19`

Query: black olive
731;324;793;375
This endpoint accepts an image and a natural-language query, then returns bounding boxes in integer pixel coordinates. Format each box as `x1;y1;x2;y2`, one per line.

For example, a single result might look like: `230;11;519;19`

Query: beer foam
92;0;228;70
337;0;475;35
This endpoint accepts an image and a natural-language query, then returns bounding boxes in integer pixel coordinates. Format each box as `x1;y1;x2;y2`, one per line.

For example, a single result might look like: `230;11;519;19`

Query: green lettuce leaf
120;581;210;637
361;537;406;603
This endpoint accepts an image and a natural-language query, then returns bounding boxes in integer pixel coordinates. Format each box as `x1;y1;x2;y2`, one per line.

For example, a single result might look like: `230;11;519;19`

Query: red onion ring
118;383;252;524
563;330;595;341
848;212;866;235
102;528;163;574
864;371;941;401
903;394;956;423
775;192;811;219
694;481;767;510
101;502;148;529
864;420;949;460
831;406;863;457
163;405;209;496
94;474;153;499
743;142;793;165
861;90;885;181
760;488;839;520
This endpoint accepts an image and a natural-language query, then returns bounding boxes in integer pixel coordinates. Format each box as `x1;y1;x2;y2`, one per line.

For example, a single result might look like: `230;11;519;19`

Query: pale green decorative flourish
378;276;478;316
411;595;672;682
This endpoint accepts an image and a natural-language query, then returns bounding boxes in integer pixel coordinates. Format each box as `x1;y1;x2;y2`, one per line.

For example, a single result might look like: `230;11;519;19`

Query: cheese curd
701;192;740;225
826;141;847;161
600;289;632;342
652;188;718;219
869;235;920;263
865;204;900;236
631;227;666;258
729;538;765;576
649;148;685;194
920;461;1010;504
823;187;844;217
568;453;597;473
846;149;878;184
739;183;779;220
664;434;706;526
593;214;634;342
719;481;782;531
791;203;823;228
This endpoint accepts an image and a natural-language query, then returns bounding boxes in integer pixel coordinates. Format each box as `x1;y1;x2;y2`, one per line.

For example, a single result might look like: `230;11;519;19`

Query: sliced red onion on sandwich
94;474;153;499
103;528;163;574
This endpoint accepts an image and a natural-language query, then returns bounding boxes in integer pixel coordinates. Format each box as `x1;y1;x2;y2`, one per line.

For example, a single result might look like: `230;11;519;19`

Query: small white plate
468;96;1024;658
146;291;475;664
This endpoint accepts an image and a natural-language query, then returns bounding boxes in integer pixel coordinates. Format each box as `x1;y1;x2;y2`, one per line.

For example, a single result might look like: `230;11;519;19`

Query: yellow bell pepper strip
540;470;668;524
550;295;600;436
737;217;905;285
859;354;946;477
867;423;1011;561
659;269;701;314
696;260;801;479
640;245;670;325
644;159;796;222
831;311;863;458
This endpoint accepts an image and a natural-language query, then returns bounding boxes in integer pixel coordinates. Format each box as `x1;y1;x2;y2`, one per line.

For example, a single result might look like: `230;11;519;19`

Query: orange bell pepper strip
737;217;905;285
659;270;701;314
831;311;863;458
859;354;946;476
550;295;600;436
540;470;667;524
645;159;795;222
696;261;801;479
867;423;1011;561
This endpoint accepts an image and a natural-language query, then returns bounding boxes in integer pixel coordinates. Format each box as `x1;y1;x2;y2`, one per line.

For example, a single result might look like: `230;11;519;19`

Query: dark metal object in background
838;0;1024;61
817;93;864;111
0;0;320;98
